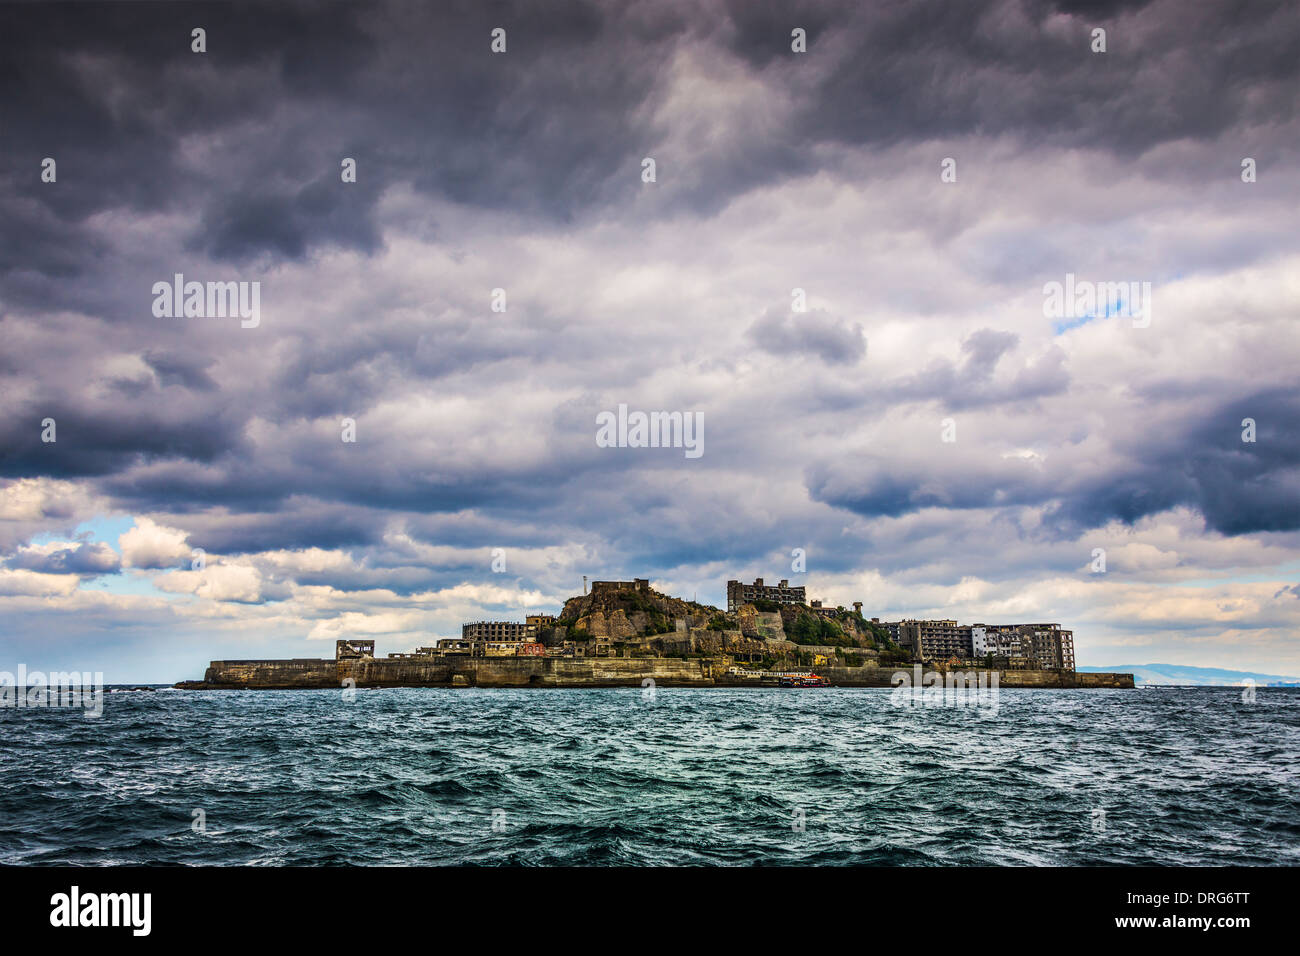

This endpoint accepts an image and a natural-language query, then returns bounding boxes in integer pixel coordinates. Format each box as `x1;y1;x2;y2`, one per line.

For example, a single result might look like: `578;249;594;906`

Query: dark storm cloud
798;329;1069;416
4;0;1293;289
142;349;219;392
96;438;575;527
724;0;1300;155
0;397;249;480
893;330;1069;411
962;329;1019;367
6;538;120;575
1106;389;1300;536
0;0;680;281
0;1;379;274
746;307;866;364
1051;389;1300;537
808;387;1300;537
151;502;383;555
0;0;1296;676
261;563;454;596
190;176;385;263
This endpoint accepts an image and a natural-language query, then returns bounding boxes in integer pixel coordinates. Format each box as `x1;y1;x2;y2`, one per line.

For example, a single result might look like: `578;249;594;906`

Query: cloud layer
1;0;1297;680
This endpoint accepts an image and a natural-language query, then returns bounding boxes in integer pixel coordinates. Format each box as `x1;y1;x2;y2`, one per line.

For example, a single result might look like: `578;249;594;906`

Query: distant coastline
1080;663;1300;687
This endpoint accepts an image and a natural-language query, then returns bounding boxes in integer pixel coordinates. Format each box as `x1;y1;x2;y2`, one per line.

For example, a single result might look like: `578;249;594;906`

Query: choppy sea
2;686;1296;865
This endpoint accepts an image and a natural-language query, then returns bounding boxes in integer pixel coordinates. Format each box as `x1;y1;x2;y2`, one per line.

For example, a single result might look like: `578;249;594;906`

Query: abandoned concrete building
726;577;806;612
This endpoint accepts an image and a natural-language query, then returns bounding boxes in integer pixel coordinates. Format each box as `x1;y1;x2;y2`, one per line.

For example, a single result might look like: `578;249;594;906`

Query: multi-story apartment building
1019;624;1075;671
973;624;1075;671
726;577;807;612
459;618;564;657
971;625;1016;657
462;621;534;642
897;620;974;661
874;619;904;645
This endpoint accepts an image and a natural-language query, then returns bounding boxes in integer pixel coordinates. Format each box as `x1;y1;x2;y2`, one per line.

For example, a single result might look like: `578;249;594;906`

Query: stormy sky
1;0;1297;681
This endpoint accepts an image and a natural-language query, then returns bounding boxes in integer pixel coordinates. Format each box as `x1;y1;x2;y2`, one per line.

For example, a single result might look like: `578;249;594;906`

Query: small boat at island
778;675;830;687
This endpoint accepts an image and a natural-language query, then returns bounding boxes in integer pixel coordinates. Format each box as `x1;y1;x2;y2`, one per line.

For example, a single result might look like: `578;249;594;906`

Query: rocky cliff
557;583;717;641
548;581;899;659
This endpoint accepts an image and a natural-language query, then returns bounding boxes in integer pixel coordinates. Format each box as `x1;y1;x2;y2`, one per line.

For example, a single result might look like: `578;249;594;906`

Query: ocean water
2;686;1296;866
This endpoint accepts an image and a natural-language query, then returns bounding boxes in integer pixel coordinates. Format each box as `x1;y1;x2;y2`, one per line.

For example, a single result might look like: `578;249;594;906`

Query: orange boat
779;675;830;687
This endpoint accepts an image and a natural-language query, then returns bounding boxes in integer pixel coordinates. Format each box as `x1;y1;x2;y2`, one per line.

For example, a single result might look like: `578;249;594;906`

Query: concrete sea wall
193;655;717;689
197;658;340;689
184;656;1133;689
814;665;1134;689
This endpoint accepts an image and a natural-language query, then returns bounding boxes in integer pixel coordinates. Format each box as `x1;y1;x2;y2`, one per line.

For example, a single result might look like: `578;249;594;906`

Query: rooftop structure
589;579;650;597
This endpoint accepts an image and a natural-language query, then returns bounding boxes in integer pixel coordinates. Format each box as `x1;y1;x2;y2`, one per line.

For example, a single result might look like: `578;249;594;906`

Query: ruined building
726;577;806;612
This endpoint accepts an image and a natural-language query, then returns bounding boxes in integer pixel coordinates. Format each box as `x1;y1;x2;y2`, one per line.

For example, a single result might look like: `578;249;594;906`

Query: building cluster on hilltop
723;578;1073;670
377;575;1076;672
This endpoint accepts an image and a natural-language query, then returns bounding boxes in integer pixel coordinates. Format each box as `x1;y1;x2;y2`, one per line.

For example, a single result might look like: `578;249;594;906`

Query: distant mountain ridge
1078;663;1300;686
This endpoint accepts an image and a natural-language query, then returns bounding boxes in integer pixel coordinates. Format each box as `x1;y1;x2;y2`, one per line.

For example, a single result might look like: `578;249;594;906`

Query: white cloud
119;517;191;569
0;568;81;597
155;562;263;603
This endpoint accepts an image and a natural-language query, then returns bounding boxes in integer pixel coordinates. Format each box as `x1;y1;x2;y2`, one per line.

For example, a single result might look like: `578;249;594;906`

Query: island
175;577;1135;689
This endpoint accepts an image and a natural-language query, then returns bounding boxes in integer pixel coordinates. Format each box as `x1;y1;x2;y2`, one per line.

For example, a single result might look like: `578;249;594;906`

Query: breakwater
176;656;1133;689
